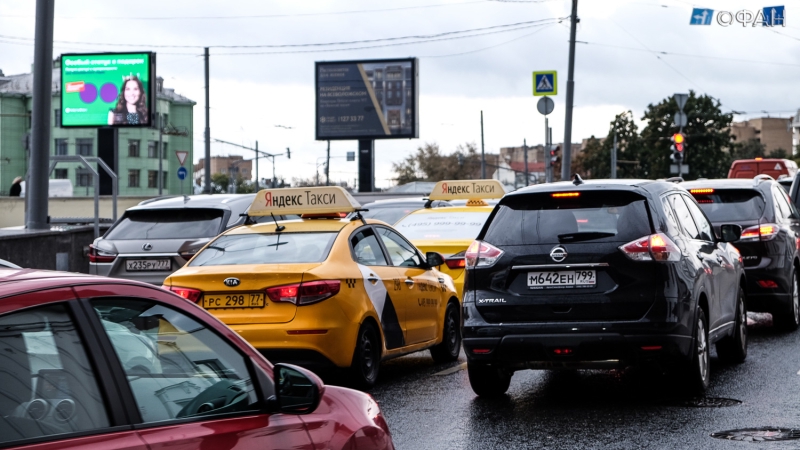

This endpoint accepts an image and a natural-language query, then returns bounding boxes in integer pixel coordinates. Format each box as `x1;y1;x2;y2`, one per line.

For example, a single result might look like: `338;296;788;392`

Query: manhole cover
684;397;742;407
711;427;800;442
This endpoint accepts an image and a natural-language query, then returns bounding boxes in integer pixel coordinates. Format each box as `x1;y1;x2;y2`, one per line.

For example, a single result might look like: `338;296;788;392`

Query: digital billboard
60;52;155;128
316;58;418;140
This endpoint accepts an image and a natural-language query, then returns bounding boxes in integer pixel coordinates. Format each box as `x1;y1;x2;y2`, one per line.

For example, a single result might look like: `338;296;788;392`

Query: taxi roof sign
428;179;505;201
248;186;361;216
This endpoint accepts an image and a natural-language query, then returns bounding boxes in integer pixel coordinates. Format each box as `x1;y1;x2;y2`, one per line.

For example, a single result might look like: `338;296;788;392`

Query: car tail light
619;233;681;262
445;251;466;269
471;348;492;354
167;286;202;303
553;348;573;355
88;244;116;263
757;280;778;288
266;280;341;305
465;241;504;268
178;249;199;260
552;192;580;198
689;188;714;194
739;224;779;242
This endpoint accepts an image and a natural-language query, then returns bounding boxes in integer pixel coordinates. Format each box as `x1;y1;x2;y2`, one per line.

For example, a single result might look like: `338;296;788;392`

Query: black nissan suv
684;176;800;330
462;179;746;396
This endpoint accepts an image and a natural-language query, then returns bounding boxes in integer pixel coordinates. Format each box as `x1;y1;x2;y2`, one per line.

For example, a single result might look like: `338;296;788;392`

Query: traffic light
547;145;561;166
670;133;685;162
286;147;291;159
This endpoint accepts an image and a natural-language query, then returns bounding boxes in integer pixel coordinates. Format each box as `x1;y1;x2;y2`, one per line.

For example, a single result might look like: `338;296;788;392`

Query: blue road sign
177;166;188;180
532;71;557;96
689;8;714;25
763;6;785;26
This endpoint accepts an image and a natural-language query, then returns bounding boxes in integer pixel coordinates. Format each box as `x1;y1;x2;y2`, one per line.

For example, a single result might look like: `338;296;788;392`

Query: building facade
193;155;253;183
0;61;195;197
730;117;793;155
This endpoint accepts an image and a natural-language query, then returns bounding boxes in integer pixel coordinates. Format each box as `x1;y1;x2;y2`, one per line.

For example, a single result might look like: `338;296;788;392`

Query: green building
0;61;195;197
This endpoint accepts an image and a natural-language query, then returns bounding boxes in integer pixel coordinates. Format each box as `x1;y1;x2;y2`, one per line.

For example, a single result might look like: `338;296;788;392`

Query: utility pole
203;47;211;194
158;112;163;195
326;141;331;186
561;0;579;181
480;111;486;179
611;130;618;179
213;138;283;190
254;141;259;191
523;139;529;186
27;0;54;230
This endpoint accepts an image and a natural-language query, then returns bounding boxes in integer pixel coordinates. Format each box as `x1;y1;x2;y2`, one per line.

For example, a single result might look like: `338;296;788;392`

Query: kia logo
142;243;152;251
223;277;241;287
550;246;568;262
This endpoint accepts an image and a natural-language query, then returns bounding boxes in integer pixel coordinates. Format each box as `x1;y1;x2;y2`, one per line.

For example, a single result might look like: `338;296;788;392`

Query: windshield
106;209;224;240
394;211;491;240
360;207;420;224
190;232;337;266
482;191;652;245
690;189;766;222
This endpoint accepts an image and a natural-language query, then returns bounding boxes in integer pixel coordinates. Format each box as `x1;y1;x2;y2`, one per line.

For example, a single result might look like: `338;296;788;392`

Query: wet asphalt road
363;314;800;449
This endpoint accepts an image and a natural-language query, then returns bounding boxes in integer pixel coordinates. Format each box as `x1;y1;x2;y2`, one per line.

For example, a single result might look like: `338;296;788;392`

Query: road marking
434;362;467;376
796;369;800;376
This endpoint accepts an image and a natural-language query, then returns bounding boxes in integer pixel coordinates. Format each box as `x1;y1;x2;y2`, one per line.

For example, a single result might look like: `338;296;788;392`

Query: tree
638;91;733;180
211;173;229;194
771;148;789;159
392;142;482;184
730;138;766;160
572;111;642;179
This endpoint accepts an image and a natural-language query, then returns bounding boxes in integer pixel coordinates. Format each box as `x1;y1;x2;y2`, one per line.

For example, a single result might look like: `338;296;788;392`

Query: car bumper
744;266;792;313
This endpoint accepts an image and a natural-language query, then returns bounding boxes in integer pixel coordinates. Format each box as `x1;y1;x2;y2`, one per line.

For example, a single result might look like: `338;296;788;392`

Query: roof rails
664;177;684;183
753;174;774;186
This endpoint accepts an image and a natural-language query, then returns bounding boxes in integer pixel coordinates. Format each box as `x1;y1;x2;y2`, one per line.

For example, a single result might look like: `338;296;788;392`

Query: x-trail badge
142;243;152;251
223;277;241;287
550;245;568;262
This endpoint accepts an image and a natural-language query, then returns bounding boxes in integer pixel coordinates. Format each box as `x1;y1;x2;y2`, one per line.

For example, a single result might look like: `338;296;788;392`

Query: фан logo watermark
689;6;786;27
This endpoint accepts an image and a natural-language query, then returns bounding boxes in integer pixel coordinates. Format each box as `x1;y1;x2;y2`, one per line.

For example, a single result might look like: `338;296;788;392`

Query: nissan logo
550;246;568;263
142;243;152;251
223;277;241;287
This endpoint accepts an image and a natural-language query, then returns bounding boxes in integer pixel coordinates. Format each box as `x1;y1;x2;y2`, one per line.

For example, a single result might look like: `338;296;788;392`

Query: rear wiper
558;232;616;242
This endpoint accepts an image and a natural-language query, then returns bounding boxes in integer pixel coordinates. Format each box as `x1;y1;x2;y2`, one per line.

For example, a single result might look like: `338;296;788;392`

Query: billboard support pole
523;139;529;186
27;0;54;230
480;111;486;179
254;141;259;191
326;140;330;186
358;139;374;193
204;47;211;194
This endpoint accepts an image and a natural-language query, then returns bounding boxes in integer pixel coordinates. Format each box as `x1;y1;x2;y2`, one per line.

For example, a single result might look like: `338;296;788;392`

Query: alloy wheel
697;317;709;382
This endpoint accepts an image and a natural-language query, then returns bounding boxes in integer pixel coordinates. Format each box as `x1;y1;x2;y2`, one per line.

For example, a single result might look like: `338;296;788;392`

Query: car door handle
367;275;379;284
404;279;415;287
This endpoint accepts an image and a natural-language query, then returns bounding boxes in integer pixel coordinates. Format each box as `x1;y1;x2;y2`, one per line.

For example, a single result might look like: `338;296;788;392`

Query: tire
467;362;511;397
430;302;461;363
716;287;747;364
682;309;710;393
349;322;381;389
775;269;800;331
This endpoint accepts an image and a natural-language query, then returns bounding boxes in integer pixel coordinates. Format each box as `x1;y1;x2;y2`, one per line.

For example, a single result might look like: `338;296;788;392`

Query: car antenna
572;174;585;186
350;209;369;225
270;212;285;232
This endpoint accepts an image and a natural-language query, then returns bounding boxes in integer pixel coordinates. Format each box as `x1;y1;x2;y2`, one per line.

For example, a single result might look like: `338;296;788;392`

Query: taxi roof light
428;179;505;201
247;186;361;218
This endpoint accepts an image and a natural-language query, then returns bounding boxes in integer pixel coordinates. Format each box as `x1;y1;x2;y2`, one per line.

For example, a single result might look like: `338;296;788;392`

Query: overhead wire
424;23;558;58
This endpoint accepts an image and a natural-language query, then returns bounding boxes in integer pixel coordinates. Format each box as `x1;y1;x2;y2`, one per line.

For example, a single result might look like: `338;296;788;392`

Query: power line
425;23;557;58
0;18;561;50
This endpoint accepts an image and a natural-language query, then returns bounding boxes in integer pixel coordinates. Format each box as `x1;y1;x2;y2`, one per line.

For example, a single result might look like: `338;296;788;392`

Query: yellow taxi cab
162;186;460;388
393;180;505;299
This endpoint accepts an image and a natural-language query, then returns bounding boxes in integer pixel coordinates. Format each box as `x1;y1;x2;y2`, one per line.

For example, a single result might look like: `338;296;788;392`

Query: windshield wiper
558;231;616;242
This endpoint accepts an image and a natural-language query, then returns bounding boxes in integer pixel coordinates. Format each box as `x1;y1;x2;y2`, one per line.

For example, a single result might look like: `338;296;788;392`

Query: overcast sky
1;0;799;188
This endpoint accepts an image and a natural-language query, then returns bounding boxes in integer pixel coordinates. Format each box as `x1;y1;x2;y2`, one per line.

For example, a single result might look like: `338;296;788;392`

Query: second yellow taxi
163;186;460;388
393;179;506;299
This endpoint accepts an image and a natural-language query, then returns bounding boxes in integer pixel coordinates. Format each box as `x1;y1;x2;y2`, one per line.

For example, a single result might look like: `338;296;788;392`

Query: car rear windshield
360;207;420;225
105;209;224;240
690;189;766;222
189;232;337;266
481;191;652;245
394;211;491;240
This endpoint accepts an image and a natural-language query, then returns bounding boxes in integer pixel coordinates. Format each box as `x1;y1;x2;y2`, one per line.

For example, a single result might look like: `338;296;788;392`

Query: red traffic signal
671;133;685;152
547;145;561;166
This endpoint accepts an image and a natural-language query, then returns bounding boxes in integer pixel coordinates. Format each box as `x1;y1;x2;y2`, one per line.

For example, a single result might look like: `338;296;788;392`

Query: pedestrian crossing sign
533;71;557;96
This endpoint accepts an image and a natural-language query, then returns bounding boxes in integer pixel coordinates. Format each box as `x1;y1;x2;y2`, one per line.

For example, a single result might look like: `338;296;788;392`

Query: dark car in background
89;194;297;285
358;197;451;224
462;179;746;396
684;176;800;330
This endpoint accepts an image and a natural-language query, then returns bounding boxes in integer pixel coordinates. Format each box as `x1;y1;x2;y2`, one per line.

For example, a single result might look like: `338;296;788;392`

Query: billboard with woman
60;52;155;127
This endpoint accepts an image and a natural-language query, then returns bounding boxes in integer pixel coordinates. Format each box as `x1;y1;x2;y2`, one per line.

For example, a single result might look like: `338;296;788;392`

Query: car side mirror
426;251;445;267
719;224;742;243
270;363;324;415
